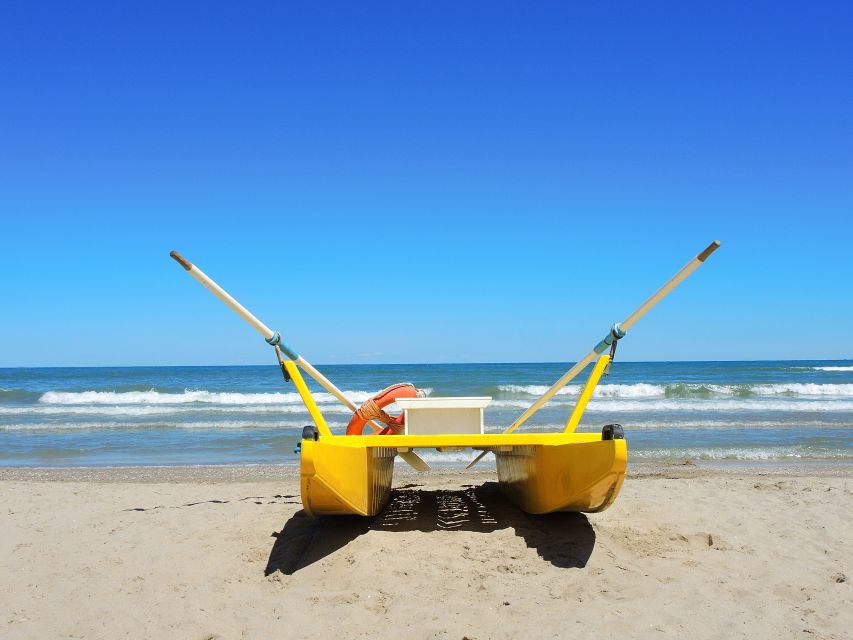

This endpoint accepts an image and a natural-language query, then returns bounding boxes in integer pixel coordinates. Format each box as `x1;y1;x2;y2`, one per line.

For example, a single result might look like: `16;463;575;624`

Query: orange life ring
346;383;421;435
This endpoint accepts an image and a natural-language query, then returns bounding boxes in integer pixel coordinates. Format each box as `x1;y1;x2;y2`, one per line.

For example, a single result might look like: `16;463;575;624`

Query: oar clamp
265;331;282;347
594;323;627;355
266;332;299;360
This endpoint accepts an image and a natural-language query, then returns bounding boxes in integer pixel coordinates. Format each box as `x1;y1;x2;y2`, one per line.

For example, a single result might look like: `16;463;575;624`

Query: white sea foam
36;387;432;406
0;384;847;421
498;383;853;398
498;383;665;398
491;420;850;431
0;421;160;431
586;398;853;412
631;447;851;461
0;419;351;431
38;389;379;405
174;420;348;430
487;397;853;412
408;446;852;464
748;383;853;396
0;404;355;417
29;383;853;410
400;450;492;465
583;419;847;430
812;366;853;372
3;418;844;433
498;384;579;396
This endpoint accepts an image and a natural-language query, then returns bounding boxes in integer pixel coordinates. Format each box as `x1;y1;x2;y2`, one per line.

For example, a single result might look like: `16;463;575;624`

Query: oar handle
170;251;193;271
697;240;721;262
170;250;384;433
170;250;292;354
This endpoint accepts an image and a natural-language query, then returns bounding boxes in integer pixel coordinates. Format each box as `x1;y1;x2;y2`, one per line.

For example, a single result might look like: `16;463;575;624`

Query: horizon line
1;357;851;370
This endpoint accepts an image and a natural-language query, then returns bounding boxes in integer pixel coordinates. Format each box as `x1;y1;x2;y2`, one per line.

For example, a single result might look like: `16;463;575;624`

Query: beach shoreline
2;464;850;639
1;459;851;482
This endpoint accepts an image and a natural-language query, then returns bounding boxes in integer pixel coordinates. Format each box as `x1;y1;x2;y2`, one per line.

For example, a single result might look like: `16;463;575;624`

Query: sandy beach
1;463;850;639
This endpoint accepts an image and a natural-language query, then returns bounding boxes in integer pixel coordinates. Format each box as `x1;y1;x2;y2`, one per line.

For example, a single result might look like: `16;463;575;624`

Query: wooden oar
170;251;430;472
466;240;721;469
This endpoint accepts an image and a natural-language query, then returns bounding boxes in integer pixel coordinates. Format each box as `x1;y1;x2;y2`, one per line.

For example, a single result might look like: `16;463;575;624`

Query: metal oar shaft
170;251;277;342
505;240;721;435
467;355;596;467
296;357;358;411
467;240;721;469
170;251;368;423
621;240;719;332
171;250;430;469
503;354;597;434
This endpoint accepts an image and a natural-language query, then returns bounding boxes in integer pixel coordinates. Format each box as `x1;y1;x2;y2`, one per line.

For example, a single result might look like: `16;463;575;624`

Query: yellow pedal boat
286;356;627;517
170;241;720;520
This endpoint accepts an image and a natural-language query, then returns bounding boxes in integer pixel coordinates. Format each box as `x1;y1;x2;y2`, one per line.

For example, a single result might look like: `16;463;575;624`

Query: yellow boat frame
286;356;627;517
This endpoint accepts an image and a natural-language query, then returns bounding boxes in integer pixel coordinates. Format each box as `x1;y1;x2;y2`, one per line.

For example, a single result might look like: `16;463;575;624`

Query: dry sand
1;464;851;639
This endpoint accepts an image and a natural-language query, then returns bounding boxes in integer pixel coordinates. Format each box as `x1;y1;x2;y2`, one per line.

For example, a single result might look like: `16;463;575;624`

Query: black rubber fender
301;425;320;441
602;423;625;440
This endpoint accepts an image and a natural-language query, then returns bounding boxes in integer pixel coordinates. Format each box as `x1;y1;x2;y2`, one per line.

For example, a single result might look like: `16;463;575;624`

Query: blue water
1;360;852;466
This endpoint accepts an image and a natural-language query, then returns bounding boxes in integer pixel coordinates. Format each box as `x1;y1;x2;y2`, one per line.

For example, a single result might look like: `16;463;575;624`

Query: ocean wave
37;389;379;406
409;446;853;464
401;450;491;465
748;383;853;396
35;387;433;406
497;383;664;398
26;383;853;411
0;404;355;417
496;382;853;399
487;398;853;413
487;420;853;432
0;388;40;402
4;419;846;433
489;398;853;412
0;420;347;431
631;446;852;461
586;419;851;430
586;398;853;412
812;366;853;372
2;396;852;418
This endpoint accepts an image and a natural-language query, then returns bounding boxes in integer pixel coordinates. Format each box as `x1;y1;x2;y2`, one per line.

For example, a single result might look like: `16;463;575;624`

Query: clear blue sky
1;1;851;366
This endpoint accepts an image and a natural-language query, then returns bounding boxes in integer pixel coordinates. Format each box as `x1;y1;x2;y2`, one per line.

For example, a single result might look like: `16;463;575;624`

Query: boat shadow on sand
265;481;595;575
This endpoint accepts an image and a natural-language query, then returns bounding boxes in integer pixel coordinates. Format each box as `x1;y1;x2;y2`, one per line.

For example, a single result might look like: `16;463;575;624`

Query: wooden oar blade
399;450;431;472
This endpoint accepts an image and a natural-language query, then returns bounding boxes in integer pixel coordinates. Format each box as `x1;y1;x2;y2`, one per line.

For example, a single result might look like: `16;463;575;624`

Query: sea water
1;360;852;467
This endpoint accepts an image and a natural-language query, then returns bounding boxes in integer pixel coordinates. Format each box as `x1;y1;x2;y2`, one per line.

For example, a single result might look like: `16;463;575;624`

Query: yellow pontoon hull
300;433;627;517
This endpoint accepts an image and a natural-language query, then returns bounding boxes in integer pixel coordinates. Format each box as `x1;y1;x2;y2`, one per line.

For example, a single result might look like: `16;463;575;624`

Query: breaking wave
497;383;853;399
0;405;356;417
557;398;853;412
0;420;346;431
0;384;841;418
412;445;853;464
487;398;853;412
38;389;374;405
631;446;852;461
36;388;433;406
